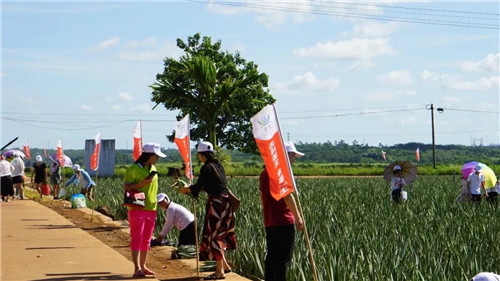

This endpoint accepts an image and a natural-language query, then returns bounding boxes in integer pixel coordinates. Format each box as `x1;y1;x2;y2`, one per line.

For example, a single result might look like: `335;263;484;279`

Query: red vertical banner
91;133;101;171
23;140;31;159
415;147;420;163
174;114;192;181
44;147;47;158
251;104;294;201
133;121;142;161
57;139;64;166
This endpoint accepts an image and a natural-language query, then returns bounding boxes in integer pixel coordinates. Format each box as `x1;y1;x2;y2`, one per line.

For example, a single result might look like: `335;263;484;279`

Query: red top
260;169;295;227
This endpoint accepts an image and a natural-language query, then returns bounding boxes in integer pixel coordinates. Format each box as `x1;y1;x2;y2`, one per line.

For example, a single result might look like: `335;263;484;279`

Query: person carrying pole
259;141;304;281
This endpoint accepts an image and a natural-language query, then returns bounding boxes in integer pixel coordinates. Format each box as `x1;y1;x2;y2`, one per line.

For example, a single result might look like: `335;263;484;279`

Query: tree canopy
150;33;275;154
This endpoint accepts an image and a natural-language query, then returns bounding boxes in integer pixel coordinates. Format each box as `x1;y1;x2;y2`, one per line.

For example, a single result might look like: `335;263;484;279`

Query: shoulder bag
210;163;240;212
124;189;146;208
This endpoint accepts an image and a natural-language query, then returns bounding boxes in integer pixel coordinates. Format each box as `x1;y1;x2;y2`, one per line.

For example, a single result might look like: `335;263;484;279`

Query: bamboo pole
273;104;319;281
91;171;98;222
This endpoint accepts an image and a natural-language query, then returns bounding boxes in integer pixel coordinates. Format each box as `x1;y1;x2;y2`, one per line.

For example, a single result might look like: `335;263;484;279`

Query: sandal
133;270;146;278
204;273;226;280
224;268;232;273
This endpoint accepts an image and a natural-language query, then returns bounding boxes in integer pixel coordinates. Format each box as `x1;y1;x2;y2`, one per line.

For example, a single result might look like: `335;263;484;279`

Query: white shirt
391;176;406;192
160;202;194;237
10;157;25;177
467;172;485;195
0;160;15;177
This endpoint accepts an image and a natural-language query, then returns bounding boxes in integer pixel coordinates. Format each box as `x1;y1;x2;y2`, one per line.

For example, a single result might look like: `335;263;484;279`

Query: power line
188;0;499;29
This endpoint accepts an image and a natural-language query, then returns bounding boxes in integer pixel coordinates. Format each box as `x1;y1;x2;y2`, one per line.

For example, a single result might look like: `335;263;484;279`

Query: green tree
151;33;275;154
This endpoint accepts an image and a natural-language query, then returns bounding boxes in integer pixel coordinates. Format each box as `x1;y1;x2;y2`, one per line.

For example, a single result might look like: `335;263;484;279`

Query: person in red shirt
259;141;304;281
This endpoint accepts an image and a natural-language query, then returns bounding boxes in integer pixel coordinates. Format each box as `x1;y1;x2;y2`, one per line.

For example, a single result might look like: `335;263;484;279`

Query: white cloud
125;37;158;49
450;76;499;91
117;39;181;61
422;70;499;91
293;38;395;60
362;89;416;102
421;70;459;86
91;37;120;51
377;70;414;86
461;53;499;73
118;92;134;102
80;105;93;111
273;72;340;95
351;22;400;37
111;105;122;111
130;103;153;112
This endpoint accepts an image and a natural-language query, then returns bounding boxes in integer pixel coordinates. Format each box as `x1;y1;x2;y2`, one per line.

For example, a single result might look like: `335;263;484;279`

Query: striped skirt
199;194;237;261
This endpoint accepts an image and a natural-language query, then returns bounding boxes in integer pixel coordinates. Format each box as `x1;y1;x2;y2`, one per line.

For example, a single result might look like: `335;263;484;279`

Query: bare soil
36;198;202;281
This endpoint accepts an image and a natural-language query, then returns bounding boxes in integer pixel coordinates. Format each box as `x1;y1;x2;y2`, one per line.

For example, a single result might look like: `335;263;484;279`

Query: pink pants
128;209;157;251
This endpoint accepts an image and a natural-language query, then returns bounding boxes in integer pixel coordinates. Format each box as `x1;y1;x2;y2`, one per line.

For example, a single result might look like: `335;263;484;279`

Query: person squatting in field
156;193;196;247
65;164;96;202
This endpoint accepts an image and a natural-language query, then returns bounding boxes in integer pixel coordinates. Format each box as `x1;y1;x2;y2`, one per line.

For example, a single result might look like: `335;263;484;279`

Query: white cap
393;165;402;171
197;141;215;153
72;164;81;171
472;272;500;281
156;193;169;203
475;165;482;172
36;155;43;162
285;142;304;157
142;142;166;158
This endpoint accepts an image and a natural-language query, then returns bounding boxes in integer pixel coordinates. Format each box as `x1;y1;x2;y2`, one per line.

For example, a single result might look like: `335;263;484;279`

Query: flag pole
90;137;101;222
187;114;200;276
272;104;319;281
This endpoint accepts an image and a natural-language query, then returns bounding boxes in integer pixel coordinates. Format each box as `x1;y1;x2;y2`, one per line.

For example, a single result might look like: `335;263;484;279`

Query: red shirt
260;169;295;227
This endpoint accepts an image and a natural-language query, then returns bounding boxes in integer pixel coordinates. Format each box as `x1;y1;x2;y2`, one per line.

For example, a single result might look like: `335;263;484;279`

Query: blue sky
2;1;499;150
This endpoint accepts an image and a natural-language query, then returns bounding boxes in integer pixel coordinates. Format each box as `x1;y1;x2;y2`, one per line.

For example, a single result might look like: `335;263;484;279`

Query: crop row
77;175;499;280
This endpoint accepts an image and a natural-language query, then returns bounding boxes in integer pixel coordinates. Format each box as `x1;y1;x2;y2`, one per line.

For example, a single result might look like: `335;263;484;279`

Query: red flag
251;104;294;201
90;133;101;171
382;150;387;162
44;147;47;158
174;114;193;181
416;147;420;162
23;140;31;159
57;139;64;166
133;121;142;161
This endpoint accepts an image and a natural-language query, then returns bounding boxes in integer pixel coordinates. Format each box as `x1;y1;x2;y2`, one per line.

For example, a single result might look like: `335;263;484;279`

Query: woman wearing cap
467;165;487;205
64;164;96;202
123;142;166;278
390;165;406;203
179;141;236;280
49;159;62;199
156;193;196;246
31;155;47;199
0;157;15;202
10;155;25;200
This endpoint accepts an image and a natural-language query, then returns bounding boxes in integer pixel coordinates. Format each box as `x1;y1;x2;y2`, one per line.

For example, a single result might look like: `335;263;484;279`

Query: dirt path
27;188;249;281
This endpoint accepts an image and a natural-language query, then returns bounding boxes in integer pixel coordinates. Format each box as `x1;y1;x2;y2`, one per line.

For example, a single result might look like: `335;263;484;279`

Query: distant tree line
18;141;500;167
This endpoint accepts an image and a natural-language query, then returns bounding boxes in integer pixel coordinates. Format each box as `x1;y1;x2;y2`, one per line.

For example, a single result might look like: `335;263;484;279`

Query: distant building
84;139;115;176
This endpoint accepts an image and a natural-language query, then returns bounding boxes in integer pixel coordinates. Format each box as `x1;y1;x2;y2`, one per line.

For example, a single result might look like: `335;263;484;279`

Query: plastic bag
58;187;66;198
71;193;86;208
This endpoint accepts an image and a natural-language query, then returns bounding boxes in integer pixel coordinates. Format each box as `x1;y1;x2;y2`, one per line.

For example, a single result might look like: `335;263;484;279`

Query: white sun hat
156;193;170;203
285;141;304;157
142;142;166;158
